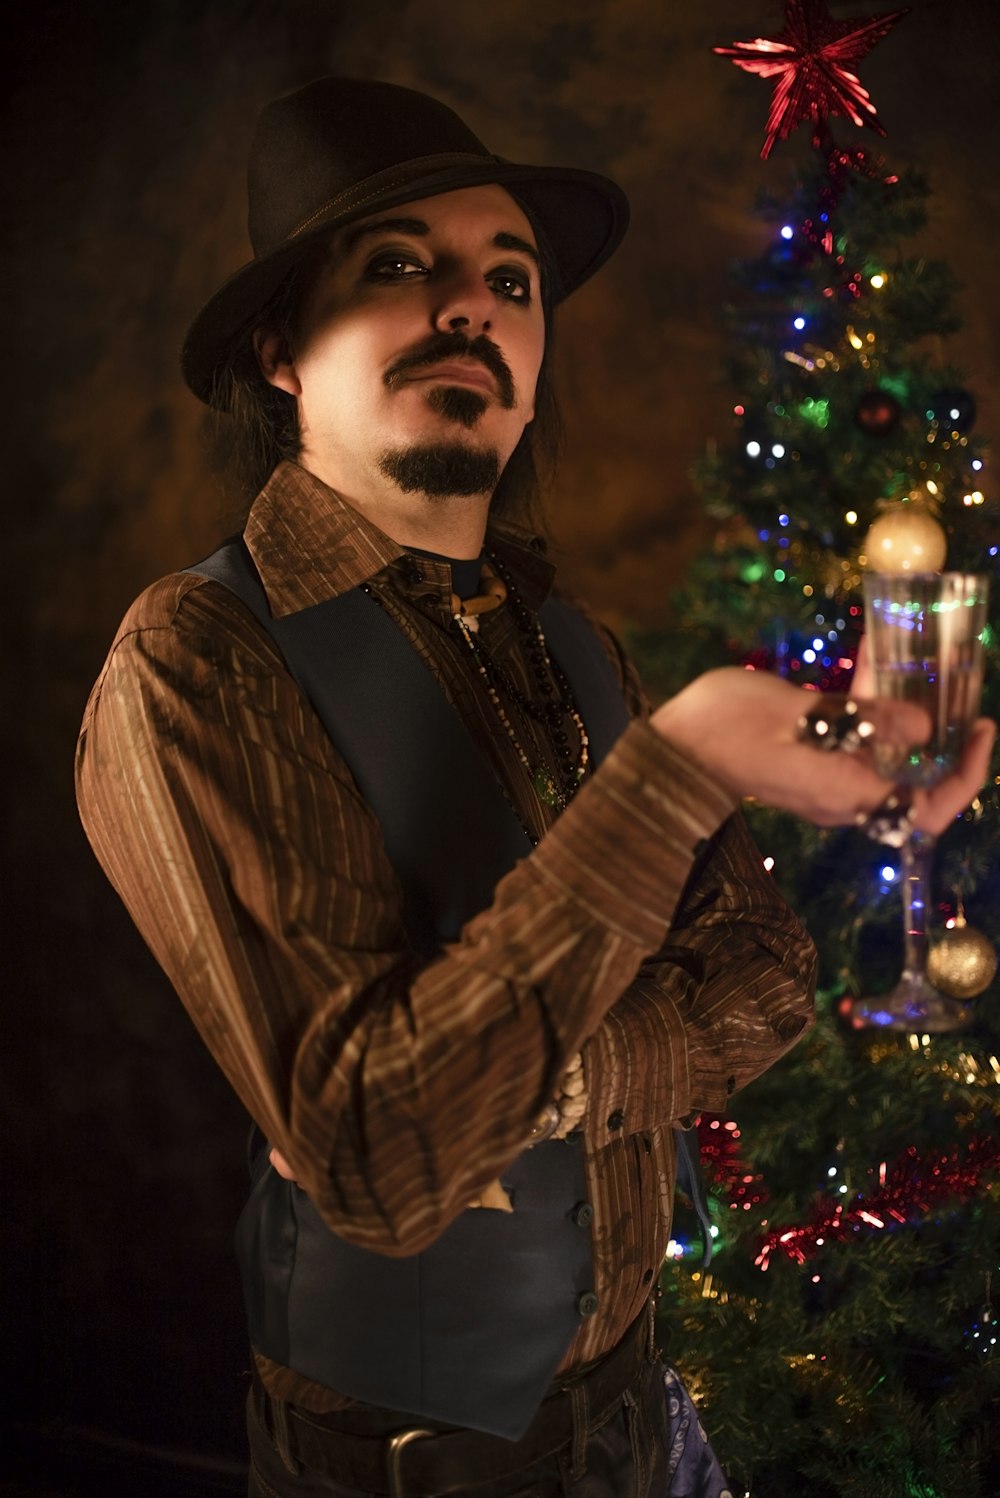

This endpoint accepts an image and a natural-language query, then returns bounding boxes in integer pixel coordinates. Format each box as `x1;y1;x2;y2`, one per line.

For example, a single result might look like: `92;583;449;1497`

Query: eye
488;267;532;302
366;251;428;280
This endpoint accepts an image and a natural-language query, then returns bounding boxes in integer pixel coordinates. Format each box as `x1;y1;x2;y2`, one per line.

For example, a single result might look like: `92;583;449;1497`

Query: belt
251;1302;656;1497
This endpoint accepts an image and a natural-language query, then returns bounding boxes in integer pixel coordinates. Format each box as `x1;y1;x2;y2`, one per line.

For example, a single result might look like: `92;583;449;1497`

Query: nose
432;260;493;335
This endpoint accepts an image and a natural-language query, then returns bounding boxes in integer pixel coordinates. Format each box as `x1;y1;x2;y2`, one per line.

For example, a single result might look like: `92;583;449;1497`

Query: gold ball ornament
863;503;947;573
927;917;998;1000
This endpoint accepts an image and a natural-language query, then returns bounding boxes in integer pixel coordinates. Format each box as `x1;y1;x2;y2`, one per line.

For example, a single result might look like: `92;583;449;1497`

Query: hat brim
181;159;629;407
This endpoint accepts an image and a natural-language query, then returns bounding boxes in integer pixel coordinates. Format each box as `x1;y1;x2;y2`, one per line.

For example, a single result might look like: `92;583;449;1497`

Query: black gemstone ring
796;698;876;755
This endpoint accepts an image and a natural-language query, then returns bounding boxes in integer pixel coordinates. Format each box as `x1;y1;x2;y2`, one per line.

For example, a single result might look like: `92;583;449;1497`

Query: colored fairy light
774;568;786;581
781;224;794;239
827;1166;837;1177
845;510;858;524
990;547;998;558
793;316;806;330
747;440;761;457
870;273;886;288
773;444;786;457
972;458;983;470
812;637;824;650
734;404;745;415
802;648;816;663
881;864;897;882
778;513;790;526
763;856;775;872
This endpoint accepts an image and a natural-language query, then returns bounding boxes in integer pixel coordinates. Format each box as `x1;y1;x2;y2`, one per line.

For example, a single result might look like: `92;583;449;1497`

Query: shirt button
576;1291;599;1318
607;1109;625;1132
571;1201;594;1227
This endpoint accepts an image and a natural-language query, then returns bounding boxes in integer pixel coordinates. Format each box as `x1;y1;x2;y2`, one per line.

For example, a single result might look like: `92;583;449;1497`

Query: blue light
820;212;829;223
972;459;984;471
881;864;897;882
793;316;806;331
778;514;790;526
759;529;770;541
781;225;794;240
990;547;998;558
812;637;824;650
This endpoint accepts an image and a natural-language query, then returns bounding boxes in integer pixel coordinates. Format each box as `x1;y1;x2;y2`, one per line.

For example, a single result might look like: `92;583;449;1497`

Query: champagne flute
851;571;990;1032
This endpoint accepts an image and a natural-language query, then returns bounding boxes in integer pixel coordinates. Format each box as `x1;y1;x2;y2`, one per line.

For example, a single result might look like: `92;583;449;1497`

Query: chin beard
378;443;501;498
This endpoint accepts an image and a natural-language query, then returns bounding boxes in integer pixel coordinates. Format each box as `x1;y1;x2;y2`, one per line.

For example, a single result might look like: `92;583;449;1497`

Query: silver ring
796;699;875;755
855;791;916;847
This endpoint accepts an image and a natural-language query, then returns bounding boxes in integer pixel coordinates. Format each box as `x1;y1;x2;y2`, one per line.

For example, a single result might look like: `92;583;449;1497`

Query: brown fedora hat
181;77;629;407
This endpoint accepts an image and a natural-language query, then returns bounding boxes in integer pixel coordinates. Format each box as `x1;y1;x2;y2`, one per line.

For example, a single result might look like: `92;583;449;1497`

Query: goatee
378;443;501;498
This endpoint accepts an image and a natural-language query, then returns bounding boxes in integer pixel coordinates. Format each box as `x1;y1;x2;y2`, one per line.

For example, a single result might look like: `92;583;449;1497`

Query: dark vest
189;539;631;1439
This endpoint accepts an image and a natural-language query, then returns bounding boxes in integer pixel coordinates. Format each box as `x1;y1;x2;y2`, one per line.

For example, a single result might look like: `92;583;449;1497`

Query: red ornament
714;0;909;160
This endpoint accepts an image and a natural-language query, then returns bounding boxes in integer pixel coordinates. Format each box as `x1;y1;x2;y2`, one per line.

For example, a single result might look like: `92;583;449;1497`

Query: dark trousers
246;1360;733;1498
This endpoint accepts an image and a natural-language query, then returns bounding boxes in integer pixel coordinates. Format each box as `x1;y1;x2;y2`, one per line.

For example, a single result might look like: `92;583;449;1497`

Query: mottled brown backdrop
4;0;999;1485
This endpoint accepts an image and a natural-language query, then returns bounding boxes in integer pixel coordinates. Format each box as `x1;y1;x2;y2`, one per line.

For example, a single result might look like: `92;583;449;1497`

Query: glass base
851;973;971;1033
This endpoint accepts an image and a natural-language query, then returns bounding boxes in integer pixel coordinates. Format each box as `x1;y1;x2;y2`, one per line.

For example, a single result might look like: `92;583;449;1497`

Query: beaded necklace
452;554;590;815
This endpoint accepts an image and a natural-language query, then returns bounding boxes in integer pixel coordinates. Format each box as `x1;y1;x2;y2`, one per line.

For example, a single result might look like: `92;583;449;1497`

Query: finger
800;692;930;753
851;634;874;699
912;718;997;836
269;1147;298;1182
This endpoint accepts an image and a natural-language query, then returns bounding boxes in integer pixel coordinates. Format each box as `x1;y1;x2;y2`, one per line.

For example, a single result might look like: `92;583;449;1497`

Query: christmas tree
632;5;1000;1494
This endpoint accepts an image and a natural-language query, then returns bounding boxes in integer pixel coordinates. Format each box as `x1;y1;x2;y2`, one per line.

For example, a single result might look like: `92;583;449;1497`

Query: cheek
517;327;545;422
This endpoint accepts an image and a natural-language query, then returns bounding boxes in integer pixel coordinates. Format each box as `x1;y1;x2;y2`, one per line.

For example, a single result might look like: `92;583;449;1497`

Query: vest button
607;1109;625;1131
577;1291;599;1318
571;1201;594;1227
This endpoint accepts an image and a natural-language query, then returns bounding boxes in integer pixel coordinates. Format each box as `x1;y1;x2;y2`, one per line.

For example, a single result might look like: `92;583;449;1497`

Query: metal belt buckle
386;1426;436;1498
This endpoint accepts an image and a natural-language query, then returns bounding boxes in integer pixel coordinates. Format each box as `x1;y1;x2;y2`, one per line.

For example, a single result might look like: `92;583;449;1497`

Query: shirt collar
244;461;555;618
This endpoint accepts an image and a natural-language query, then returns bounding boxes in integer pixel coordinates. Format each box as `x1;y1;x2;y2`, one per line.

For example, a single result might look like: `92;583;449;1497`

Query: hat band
287;151;502;245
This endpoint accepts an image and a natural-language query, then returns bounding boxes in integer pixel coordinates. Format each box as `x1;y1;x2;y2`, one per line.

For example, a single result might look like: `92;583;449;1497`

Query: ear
253;327;301;397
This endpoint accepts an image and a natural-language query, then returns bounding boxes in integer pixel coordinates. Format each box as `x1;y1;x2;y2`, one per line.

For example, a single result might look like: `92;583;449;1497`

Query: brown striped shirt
74;461;817;1412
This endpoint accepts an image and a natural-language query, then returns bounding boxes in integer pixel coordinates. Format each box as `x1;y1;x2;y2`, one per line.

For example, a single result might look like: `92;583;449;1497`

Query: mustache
383;331;516;409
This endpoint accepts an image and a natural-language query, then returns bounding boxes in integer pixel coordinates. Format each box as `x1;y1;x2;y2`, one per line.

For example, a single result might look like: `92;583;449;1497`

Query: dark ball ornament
928;387;977;434
855;389;902;437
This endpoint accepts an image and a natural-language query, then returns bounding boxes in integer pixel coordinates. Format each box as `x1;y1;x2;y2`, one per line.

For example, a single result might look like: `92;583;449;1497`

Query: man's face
261;184;546;501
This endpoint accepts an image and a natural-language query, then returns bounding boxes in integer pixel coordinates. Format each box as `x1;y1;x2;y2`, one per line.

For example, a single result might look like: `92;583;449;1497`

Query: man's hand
651;667;995;837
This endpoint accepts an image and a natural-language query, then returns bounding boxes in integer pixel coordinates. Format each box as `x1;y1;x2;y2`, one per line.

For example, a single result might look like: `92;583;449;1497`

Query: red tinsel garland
694;1117;1000;1271
753;1135;1000;1270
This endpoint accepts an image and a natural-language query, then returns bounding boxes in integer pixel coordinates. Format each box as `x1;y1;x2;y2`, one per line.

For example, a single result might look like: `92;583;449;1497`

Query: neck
298;453;491;560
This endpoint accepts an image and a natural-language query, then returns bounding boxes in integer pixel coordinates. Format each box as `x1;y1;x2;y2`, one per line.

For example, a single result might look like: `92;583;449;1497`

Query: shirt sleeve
75;576;739;1257
572;611;818;1148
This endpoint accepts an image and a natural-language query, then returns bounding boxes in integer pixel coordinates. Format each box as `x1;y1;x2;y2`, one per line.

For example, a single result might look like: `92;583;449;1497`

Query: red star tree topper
715;0;908;159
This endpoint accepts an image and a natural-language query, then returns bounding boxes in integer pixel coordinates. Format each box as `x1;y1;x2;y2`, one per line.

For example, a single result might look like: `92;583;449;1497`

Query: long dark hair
206;212;563;534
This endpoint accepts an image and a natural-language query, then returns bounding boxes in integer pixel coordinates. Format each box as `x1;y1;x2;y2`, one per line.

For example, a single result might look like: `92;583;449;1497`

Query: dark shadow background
4;0;999;1490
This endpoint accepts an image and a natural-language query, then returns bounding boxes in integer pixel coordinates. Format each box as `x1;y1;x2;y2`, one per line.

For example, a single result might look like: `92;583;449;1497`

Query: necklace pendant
533;766;563;809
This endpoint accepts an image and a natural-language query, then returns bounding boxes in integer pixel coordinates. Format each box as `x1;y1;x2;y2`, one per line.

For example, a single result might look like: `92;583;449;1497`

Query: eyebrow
343;216;540;268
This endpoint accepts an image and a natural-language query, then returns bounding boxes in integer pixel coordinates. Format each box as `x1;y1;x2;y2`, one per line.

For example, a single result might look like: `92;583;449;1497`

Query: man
75;78;993;1498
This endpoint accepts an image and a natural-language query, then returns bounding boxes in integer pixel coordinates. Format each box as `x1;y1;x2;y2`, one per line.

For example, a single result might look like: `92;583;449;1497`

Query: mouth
404;362;496;394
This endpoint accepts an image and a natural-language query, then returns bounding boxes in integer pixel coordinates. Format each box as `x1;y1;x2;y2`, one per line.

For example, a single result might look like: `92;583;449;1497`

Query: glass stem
900;828;937;982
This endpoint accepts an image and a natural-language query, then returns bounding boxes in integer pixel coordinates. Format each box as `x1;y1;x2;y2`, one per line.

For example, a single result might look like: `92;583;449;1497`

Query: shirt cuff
529;719;738;953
